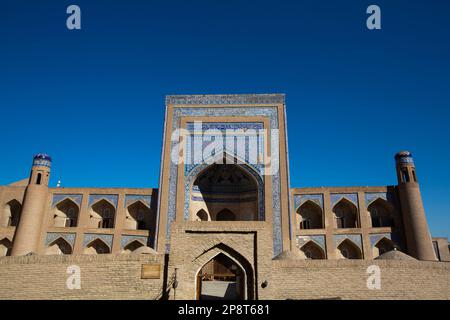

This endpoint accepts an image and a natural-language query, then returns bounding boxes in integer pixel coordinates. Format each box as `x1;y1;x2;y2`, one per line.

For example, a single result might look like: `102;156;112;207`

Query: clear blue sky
1;1;449;238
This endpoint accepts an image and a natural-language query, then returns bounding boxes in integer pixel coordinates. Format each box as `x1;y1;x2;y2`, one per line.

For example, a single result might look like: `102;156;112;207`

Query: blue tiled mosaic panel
398;156;414;164
369;233;392;247
166;94;285;106
191;196;257;203
333;234;362;249
120;235;149;248
296;235;326;251
33;159;51;168
294;194;324;210
124;195;152;208
165;106;282;256
330;193;359;208
83;233;114;249
88;194;119;208
51;194;83;208
184;122;265;176
45;232;76;247
364;192;396;207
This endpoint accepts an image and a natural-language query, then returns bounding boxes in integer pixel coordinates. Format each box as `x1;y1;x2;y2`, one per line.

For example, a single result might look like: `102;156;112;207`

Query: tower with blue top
11;154;52;256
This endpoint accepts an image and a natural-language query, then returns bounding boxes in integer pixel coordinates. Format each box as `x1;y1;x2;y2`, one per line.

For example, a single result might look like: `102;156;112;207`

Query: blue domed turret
32;153;52;167
395;150;414;165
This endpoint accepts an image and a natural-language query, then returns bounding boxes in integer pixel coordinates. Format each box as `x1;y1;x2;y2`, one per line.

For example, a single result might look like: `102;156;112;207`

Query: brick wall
264;259;450;300
0;253;165;300
0;250;448;300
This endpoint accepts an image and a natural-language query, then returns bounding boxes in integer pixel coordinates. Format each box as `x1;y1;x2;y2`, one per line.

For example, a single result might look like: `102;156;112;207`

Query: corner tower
11;154;51;256
395;151;437;261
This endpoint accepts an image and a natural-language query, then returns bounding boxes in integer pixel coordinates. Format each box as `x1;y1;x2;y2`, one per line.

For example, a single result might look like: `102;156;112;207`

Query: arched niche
195;209;210;221
373;237;396;257
189;156;262;222
216;209;236;221
296;200;323;229
299;241;325;259
2;200;21;227
84;238;110;254
122;240;145;253
90;199;116;229
125;201;152;230
368;198;395;228
53;198;79;227
46;237;72;255
337;239;362;259
0;238;13;257
333;198;358;228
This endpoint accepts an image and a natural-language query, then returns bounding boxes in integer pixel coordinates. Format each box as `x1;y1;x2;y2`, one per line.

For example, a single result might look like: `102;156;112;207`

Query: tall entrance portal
196;253;246;300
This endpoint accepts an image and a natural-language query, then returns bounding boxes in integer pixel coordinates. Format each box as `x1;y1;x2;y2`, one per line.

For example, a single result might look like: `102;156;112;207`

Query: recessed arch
187;152;264;222
194;243;254;300
0;238;13;257
373;237;396;257
46;237;72;255
299;241;325;259
123;240;145;253
2;199;22;227
337;239;362;259
126;200;152;230
90;199;116;229
368;198;394;228
195;209;210;221
53;198;79;227
296;200;323;229
333;198;359;228
216;209;236;221
84;238;111;254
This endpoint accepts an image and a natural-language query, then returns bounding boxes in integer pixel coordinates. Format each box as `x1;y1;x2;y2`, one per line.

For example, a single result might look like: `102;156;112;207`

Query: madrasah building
0;94;449;300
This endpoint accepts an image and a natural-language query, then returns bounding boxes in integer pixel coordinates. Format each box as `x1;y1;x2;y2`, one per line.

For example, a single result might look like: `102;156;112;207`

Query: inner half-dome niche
190;163;259;221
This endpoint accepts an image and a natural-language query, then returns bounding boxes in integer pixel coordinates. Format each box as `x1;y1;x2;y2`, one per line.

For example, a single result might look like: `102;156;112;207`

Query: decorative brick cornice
165;94;285;106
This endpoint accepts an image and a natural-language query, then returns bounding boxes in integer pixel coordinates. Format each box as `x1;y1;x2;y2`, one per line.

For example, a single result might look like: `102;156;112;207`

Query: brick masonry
0;251;448;300
0;253;165;300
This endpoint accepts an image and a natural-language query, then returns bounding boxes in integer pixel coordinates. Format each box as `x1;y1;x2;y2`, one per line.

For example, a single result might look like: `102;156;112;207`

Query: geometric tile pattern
164;105;283;255
124;195;152;208
364;192;396;208
45;232;76;247
88;194;119;208
120;235;149;248
296;235;326;251
333;234;362;250
51;194;83;208
330;193;359;208
294;194;324;211
83;233;114;249
369;233;392;247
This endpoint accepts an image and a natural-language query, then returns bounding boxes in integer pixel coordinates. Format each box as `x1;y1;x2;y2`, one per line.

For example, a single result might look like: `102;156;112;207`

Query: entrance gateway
196;253;246;300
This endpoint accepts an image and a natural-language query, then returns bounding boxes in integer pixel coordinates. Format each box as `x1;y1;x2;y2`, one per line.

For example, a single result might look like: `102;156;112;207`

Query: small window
412;170;417;182
401;169;410;183
36;173;42;185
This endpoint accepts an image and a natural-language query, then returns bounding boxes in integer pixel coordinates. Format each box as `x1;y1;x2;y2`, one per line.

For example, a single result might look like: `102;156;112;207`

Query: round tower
395;151;437;261
11;154;52;256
